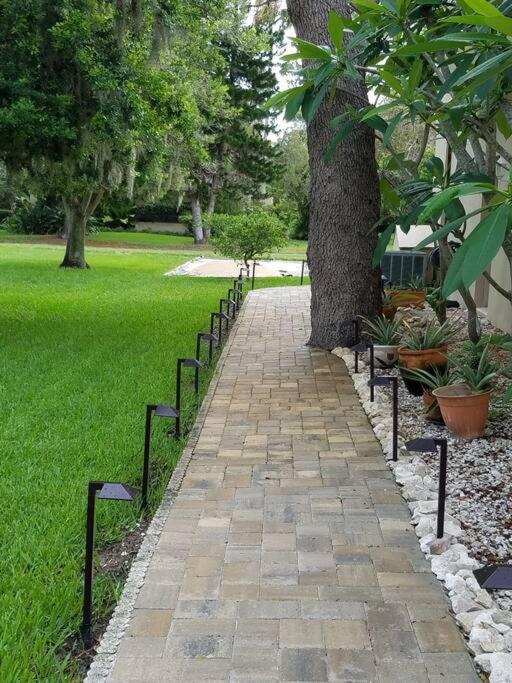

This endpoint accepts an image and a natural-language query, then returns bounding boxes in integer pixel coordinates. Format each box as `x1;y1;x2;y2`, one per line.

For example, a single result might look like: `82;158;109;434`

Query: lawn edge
85;291;249;683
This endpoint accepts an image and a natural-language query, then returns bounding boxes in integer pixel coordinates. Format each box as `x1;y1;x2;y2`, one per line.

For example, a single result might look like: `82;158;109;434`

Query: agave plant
407;275;425;291
401;319;460;351
455;344;499;394
361;315;402;345
401;366;453;417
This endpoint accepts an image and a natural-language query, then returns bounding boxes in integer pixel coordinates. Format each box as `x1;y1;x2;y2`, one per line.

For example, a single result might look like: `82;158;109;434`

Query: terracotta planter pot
374;345;399;368
390;290;426;309
423;390;444;424
433;384;491;439
398;346;448;396
382;305;397;321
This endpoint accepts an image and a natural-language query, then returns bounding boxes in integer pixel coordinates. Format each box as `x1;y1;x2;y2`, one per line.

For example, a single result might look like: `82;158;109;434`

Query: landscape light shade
474;565;512;590
406;437;448;539
142;404;179;509
368;375;398;461
175;358;204;437
82;481;137;648
196;331;218;368
220;298;236;320
228;288;241;312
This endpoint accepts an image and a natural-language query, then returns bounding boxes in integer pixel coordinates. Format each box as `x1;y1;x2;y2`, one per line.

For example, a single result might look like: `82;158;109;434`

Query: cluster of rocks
333;347;512;683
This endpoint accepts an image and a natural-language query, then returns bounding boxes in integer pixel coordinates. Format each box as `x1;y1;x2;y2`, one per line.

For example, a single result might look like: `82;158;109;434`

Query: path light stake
300;260;306;286
211;311;229;345
196;332;218;369
369;343;375;402
350;341;368;375
228;289;241;313
251;261;259;290
234;279;244;308
368;376;398;461
82;482;138;648
405;437;448;539
175;358;203;438
142;404;179;509
220;298;236;323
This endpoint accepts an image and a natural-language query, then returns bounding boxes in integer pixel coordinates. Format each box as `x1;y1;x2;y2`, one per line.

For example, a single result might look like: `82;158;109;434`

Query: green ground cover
0;229;308;260
0;243;306;681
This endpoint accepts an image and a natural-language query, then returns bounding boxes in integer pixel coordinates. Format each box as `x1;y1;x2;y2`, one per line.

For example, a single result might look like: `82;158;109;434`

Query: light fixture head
98;482;138;502
405;437;438;453
368;376;393;387
155;404;179;418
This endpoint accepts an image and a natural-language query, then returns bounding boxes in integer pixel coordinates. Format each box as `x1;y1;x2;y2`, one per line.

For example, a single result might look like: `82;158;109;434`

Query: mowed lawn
0;243;305;681
0;229;308;260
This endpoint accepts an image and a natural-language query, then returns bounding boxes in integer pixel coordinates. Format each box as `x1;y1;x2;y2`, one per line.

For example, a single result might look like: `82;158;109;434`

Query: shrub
212;210;288;266
2;200;63;234
135;203;179;223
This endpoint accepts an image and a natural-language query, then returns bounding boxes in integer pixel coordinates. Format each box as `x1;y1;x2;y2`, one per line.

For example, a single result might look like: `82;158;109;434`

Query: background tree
212;209;287;267
0;1;226;267
277;0;382;350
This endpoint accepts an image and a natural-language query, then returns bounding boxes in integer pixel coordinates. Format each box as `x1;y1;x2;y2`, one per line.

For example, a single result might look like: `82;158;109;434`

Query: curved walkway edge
91;287;479;683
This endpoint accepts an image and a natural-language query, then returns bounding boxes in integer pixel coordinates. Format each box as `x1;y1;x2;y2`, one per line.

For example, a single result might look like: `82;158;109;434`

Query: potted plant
382;292;397;321
361;315;402;367
401;366;453;423
389;276;427;309
398;319;459;396
433;344;498;439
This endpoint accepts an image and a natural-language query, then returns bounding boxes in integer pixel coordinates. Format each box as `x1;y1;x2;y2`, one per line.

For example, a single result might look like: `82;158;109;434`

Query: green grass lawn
0;229;308;260
0;243;306;682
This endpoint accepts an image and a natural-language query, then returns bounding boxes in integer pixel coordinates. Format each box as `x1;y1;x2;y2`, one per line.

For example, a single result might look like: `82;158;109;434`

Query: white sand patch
165;257;308;278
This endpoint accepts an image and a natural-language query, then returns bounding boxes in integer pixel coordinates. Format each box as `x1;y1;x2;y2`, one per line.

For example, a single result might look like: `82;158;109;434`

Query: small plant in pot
401;366;453;423
398;319;459;396
361;315;402;368
433;344;498;439
382;292;397;321
389;276;427;309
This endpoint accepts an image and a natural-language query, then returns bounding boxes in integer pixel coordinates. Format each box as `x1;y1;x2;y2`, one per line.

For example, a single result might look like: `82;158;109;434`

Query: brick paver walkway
110;287;478;682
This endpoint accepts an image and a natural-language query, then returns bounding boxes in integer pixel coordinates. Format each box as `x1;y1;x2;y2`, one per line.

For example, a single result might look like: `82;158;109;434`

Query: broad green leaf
325;120;357;161
418;183;496;221
461;205;511;288
458;0;503;16
396;40;475;55
266;84;310;110
408;59;423;93
281;52;302;62
285;90;307;120
444;198;466;222
302;82;330;123
291;38;332;61
444;14;512;33
383;112;402;146
380;70;403;93
442;205;511;295
373;224;395;267
328;11;345;49
453;49;512;87
352;0;386;12
365;115;389;134
496;109;512;138
360;101;401;121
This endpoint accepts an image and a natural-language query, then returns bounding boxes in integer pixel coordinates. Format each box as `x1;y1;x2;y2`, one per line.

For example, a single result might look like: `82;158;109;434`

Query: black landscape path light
406;437;448;539
175;357;203;437
474;565;512;591
239;266;250;280
300;260;306;286
368;376;399;461
228;288;241;312
251;261;260;290
142;404;179;509
220;298;236;323
82;481;138;648
350;341;374;386
211;311;229;345
197;331;218;368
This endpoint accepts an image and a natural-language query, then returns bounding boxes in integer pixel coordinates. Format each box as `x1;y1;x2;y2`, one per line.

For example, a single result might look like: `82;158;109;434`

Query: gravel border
333;347;512;683
85;291;248;682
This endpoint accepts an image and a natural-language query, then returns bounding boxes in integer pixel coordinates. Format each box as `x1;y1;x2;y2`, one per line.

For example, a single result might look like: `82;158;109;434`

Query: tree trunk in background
60;198;88;268
190;189;204;244
287;0;382;349
204;189;217;242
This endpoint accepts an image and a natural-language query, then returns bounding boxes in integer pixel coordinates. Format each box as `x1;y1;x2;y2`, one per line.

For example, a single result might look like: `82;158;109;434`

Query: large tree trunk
204;189;217;243
189;189;204;244
287;0;382;349
60;198;88;268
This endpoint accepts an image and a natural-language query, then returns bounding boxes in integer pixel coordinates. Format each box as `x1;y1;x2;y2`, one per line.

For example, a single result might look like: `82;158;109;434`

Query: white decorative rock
488;653;512;682
451;593;482;614
470;625;506;653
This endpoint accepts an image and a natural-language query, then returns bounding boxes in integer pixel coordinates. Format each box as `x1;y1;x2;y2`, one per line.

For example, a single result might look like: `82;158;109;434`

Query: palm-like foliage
401;319;459;351
361;314;402;345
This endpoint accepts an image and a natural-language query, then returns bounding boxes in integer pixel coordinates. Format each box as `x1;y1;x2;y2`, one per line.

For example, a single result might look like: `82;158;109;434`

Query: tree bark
287;0;382;349
60;198;88;268
189;189;204;244
204;189;217;243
